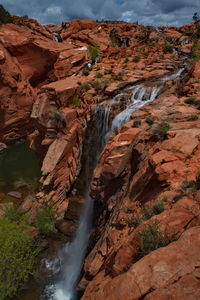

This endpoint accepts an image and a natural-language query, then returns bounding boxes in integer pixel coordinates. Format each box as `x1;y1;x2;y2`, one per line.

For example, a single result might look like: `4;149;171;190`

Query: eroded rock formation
1;16;200;299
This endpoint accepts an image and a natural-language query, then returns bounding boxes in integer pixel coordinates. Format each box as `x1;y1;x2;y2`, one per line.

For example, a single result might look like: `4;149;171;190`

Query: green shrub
180;172;200;191
104;68;112;74
138;221;172;258
145;117;154;125
153;201;164;215
36;202;55;235
124;57;129;64
3;204;23;223
163;41;173;53
72;97;81;108
124;215;143;228
0;219;37;299
132;55;140;63
187;114;198;121
111;74;123;81
88;45;99;62
91;80;109;93
95;72;103;78
80;82;90;92
152;122;170;140
184;97;198;105
132;120;141;128
0;4;13;25
142;206;154;220
191;39;200;63
82;67;90;76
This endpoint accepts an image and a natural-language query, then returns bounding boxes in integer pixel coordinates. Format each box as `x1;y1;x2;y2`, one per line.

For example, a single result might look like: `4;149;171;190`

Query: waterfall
41;105;112;300
111;85;161;132
42;68;184;300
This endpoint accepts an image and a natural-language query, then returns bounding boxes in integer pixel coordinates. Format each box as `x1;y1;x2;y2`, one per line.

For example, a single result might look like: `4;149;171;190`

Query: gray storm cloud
1;0;199;26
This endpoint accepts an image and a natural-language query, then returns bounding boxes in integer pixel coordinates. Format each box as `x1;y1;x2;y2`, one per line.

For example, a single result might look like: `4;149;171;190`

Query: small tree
193;12;200;23
0;4;13;25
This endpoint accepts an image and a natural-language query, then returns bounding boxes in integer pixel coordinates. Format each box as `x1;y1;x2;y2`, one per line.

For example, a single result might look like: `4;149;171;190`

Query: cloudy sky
1;0;200;26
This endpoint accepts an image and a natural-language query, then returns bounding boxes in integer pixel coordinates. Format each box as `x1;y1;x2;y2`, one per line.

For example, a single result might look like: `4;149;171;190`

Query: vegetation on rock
36;202;55;235
138;221;175;258
0;218;38;299
0;4;13;25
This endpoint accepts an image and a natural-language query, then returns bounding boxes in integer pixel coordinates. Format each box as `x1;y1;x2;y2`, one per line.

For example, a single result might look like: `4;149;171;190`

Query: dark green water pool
0;141;41;202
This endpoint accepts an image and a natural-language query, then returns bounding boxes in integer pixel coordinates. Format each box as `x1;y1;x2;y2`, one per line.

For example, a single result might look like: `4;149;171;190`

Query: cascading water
42;68;184;300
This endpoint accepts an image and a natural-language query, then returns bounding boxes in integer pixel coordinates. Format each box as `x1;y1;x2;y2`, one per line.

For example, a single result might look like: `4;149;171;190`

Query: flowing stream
42;68;184;300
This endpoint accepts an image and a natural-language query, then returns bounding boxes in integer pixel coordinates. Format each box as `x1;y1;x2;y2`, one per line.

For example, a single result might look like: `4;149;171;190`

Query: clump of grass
36;202;55;235
138;220;175;258
152;122;170;140
187;114;198;121
132;55;140;63
153;201;164;215
163;41;173;54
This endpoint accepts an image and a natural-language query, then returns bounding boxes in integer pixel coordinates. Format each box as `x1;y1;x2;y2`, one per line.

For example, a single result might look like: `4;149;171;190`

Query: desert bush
184;97;198;105
181;172;200;191
138;221;173;258
0;219;38;299
104;68;112;74
132;55;140;63
153;201;164;215
72;97;81;108
145;117;154;125
187;114;198;121
124;215;143;228
163;41;173;53
88;45;99;62
132;120;141;128
152;122;170;140
142;206;154;220
91;80;109;93
82;66;90;76
95;72;103;78
191;39;200;63
36;202;55;235
82;82;90;92
111;74;123;81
